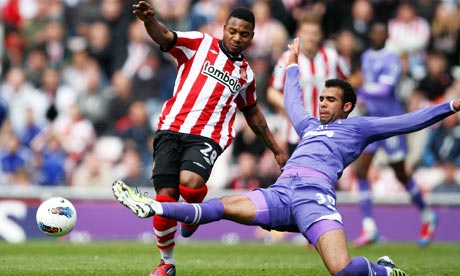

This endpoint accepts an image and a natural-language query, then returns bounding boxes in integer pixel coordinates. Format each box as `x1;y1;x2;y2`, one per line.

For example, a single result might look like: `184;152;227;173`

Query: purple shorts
244;167;344;246
364;134;407;162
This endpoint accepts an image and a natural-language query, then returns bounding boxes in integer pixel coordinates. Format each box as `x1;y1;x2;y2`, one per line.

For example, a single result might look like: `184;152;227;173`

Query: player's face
297;23;322;53
370;24;387;50
318;87;347;124
222;17;254;55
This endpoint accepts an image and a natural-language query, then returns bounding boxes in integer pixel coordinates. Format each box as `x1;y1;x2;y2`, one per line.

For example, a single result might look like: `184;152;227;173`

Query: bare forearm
133;1;174;49
144;19;174;49
244;107;282;154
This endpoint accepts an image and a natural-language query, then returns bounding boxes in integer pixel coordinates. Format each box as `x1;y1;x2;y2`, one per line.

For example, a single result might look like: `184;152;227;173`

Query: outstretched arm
283;38;317;136
364;100;460;141
133;1;175;50
242;105;288;168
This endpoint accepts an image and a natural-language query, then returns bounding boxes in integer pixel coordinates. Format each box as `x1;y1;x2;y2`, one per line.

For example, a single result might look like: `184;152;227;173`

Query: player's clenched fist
133;1;155;22
453;99;460;112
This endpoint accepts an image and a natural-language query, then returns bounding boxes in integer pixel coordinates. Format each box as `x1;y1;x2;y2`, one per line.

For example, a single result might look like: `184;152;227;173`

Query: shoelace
134;186;150;198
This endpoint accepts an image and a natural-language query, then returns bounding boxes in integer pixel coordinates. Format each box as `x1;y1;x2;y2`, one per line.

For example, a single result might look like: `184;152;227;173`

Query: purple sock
161;198;224;225
358;178;374;218
335;256;389;276
405;177;426;210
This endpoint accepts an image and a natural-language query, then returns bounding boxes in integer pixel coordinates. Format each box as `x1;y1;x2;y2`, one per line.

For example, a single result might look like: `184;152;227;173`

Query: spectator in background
41;21;69;68
118;20;155;78
100;0;134;70
34;133;67;186
106;70;134;135
246;0;289;63
152;0;206;32
130;48;176;117
229;152;263;190
409;51;454;111
36;68;76;123
19;0;52;50
2;26;27;75
0;133;32;186
18;107;42;148
120;101;153;175
230;121;267;190
428;2;460;68
61;38;101;97
1;67;48;134
268;17;349;155
198;1;230;39
333;29;361;76
352;23;436;248
71;0;105;37
119;148;149;186
423;114;460;193
76;64;109;136
341;0;374;54
386;2;430;80
52;103;97;171
72;150;113;187
87;21;114;79
23;46;48;88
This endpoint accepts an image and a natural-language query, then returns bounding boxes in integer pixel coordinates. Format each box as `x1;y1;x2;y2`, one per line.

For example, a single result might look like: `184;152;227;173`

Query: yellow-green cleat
112;180;156;218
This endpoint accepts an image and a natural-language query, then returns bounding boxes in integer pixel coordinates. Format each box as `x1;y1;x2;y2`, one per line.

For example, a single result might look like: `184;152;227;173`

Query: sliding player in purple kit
113;37;460;276
352;23;437;248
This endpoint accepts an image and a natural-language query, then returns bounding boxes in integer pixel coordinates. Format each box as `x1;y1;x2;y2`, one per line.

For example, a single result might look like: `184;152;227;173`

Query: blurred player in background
128;1;287;275
352;23;437;248
112;38;460;276
267;17;349;155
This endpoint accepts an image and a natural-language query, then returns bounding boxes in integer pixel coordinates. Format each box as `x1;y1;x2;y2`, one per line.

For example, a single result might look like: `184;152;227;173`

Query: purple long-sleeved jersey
358;48;403;117
283;65;456;184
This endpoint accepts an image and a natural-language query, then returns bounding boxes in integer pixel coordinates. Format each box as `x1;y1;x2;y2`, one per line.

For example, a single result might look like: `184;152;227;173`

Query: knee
179;171;205;189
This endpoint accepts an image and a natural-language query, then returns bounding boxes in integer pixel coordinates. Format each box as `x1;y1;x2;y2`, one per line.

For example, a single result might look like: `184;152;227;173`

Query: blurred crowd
1;0;460;195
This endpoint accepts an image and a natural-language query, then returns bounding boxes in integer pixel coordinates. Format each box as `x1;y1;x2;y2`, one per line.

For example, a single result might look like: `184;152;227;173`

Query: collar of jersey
218;40;244;61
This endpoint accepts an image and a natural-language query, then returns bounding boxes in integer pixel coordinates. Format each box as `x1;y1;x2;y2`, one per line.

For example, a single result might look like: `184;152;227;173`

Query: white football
36;197;77;237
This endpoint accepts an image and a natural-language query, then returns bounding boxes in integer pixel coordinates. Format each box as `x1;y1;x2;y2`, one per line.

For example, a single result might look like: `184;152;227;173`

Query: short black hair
325;79;356;112
227;7;255;29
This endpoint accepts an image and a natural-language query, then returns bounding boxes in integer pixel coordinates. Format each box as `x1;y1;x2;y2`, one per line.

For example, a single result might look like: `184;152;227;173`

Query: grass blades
1;241;459;275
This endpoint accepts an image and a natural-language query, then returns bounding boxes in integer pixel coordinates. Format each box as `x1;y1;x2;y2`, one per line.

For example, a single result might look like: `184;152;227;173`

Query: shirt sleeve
167;31;204;67
284;65;317;136
359;102;456;142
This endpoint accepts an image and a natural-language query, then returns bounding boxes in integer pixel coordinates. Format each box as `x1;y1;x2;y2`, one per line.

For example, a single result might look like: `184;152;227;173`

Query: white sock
149;199;164;215
363;217;377;234
160;247;175;264
385;266;393;276
421;208;433;222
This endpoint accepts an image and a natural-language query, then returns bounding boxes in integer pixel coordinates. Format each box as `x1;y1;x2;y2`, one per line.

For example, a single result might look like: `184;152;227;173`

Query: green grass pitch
1;241;460;275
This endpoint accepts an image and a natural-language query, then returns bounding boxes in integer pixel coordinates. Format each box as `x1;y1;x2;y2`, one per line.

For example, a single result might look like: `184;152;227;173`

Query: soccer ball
36;197;77;237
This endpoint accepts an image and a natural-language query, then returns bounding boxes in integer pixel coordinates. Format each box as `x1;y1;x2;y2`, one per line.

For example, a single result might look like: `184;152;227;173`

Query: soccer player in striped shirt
127;1;288;275
268;17;350;155
114;37;460;276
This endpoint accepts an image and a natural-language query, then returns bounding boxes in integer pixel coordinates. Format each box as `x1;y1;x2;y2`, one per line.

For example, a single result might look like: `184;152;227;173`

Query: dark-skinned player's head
222;8;255;56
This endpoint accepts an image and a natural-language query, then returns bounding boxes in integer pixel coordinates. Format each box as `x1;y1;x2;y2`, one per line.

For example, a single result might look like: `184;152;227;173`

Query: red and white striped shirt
387;17;430;54
158;31;256;150
270;46;349;144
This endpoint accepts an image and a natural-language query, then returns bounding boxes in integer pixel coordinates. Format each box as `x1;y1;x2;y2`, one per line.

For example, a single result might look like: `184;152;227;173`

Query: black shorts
151;130;222;189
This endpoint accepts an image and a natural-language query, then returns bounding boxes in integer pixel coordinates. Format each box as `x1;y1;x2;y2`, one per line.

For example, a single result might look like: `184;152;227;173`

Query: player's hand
133;1;155;22
274;151;288;168
284;37;299;67
453;99;460;112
